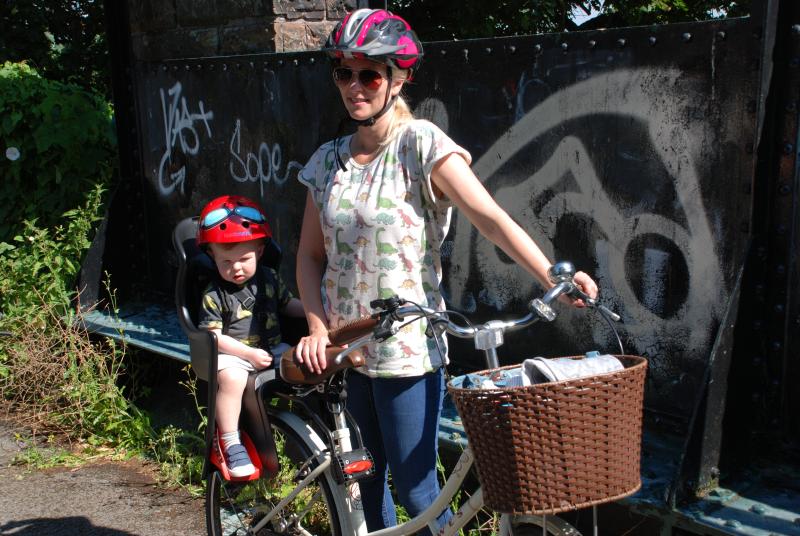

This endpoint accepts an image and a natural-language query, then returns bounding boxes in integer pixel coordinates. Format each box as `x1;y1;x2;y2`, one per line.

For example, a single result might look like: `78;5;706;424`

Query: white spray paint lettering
157;82;213;196
436;67;725;375
228;119;304;196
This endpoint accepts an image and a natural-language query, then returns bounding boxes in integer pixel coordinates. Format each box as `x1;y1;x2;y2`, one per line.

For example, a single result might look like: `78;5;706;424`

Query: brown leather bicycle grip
328;315;378;346
279;345;365;385
278;316;375;384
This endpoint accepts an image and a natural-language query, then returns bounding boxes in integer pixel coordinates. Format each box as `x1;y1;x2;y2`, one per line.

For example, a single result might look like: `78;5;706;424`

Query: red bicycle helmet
325;9;423;75
196;195;272;245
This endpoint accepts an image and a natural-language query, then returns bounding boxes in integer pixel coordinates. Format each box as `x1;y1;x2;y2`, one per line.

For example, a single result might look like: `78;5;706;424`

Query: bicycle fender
269;409;369;535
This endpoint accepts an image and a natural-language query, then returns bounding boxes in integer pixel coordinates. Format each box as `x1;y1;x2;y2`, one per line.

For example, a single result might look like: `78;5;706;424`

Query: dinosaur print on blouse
298;120;471;378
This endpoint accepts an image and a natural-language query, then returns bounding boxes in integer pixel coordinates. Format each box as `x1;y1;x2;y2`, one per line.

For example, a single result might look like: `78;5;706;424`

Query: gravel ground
0;420;206;536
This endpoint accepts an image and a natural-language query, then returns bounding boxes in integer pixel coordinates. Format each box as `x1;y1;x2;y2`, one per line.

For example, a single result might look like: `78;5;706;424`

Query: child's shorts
217;354;255;372
217;343;290;373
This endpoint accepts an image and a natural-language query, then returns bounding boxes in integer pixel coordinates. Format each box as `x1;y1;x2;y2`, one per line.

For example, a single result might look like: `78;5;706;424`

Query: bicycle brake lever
582;296;622;322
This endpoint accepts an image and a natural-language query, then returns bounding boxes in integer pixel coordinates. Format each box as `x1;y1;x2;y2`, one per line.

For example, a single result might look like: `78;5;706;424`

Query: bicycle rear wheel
206;420;343;536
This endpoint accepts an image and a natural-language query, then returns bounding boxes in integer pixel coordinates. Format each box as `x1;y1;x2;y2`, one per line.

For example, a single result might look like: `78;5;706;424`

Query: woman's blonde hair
379;70;415;149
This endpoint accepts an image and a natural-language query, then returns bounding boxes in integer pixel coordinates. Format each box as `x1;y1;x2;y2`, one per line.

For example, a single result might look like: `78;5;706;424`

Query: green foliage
0;184;106;326
0;61;116;244
0;1;110;96
388;0;750;39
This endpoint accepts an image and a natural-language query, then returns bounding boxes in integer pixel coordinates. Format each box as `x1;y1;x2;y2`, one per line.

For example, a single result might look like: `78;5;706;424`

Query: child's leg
217;365;255;477
216;367;248;434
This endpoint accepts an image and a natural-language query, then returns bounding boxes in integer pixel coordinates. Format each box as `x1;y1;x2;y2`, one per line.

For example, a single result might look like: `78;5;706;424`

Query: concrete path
0;420;206;536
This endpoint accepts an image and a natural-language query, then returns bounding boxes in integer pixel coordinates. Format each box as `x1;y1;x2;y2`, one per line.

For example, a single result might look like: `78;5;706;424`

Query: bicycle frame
237;262;606;536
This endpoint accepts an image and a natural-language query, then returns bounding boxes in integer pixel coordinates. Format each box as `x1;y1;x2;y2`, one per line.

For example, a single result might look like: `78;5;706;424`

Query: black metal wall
112;16;761;430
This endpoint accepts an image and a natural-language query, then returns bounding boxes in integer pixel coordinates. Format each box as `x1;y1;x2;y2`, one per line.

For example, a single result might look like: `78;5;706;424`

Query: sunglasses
332;67;385;91
201;205;266;229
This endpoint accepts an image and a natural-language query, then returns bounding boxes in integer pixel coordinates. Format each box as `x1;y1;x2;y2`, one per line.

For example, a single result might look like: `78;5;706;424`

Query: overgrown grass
0;185;205;494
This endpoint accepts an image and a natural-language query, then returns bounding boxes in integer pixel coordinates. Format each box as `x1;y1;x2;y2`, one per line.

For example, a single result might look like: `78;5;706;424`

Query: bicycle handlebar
332;261;620;364
280;261;621;383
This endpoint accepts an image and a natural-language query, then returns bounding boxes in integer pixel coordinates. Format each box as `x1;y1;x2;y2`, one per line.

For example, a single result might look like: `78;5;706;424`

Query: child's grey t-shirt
198;265;293;351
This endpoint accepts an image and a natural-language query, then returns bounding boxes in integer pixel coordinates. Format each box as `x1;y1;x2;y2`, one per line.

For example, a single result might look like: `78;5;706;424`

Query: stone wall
128;0;358;61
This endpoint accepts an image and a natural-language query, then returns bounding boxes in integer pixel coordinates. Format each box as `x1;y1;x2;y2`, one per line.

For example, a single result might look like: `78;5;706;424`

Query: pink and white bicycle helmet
325;9;423;75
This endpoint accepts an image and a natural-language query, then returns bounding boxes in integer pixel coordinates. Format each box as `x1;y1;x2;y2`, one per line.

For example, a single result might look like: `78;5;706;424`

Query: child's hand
247;348;273;369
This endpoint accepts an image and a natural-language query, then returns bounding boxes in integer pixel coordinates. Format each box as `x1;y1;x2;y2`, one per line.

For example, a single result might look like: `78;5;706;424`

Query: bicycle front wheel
505;514;582;536
206;420;343;536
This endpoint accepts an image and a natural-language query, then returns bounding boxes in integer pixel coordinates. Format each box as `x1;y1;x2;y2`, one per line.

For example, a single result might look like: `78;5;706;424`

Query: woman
294;9;599;533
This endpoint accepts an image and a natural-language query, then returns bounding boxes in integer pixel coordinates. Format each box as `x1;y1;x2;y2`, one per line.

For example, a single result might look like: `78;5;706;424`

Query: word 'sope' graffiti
157;82;214;196
229;119;303;196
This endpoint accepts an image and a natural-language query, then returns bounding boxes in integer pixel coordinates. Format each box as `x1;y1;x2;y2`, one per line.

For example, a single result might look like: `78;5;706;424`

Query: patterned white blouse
298;119;472;378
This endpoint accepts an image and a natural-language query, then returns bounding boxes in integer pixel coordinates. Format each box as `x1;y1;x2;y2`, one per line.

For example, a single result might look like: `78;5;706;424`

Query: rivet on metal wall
775;304;785;314
561;42;569;51
462;49;469;60
534;44;542;54
196;64;202;70
616;38;626;47
184;64;190;71
162;65;168;71
485;47;492;54
784;143;794;154
209;63;214;70
717;31;727;40
588;39;597;48
172;65;178;71
222;63;228;71
792;24;800;36
440;49;447;56
682;33;692;43
236;62;242;69
508;45;516;54
648;36;657;46
779;183;791;195
249;61;255;69
771;341;782;351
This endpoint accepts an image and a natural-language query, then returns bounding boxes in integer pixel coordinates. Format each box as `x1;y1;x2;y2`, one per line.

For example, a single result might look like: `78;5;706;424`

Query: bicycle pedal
332;448;375;484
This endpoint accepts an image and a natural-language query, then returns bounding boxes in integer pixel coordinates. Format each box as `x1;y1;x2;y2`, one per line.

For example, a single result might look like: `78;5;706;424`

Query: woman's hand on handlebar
570;270;599;307
294;329;331;375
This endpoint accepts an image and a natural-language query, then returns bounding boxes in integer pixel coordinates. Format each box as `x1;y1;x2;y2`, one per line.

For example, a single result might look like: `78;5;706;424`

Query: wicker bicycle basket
447;355;647;515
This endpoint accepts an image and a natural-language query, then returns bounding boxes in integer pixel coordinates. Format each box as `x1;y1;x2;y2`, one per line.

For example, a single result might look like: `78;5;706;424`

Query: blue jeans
346;368;453;535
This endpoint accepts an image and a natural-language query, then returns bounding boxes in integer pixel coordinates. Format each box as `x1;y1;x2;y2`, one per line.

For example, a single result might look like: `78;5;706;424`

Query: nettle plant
0;61;116;243
0;61;115;324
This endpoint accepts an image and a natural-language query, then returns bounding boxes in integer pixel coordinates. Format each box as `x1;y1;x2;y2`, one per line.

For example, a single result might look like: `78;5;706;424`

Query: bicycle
200;260;628;536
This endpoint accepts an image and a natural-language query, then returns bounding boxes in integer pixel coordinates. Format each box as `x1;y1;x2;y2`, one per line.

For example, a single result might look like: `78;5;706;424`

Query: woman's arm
294;192;332;373
280;297;306;318
431;153;598;300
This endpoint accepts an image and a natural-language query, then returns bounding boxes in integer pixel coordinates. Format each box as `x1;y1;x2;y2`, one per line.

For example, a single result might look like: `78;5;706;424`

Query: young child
196;195;304;477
